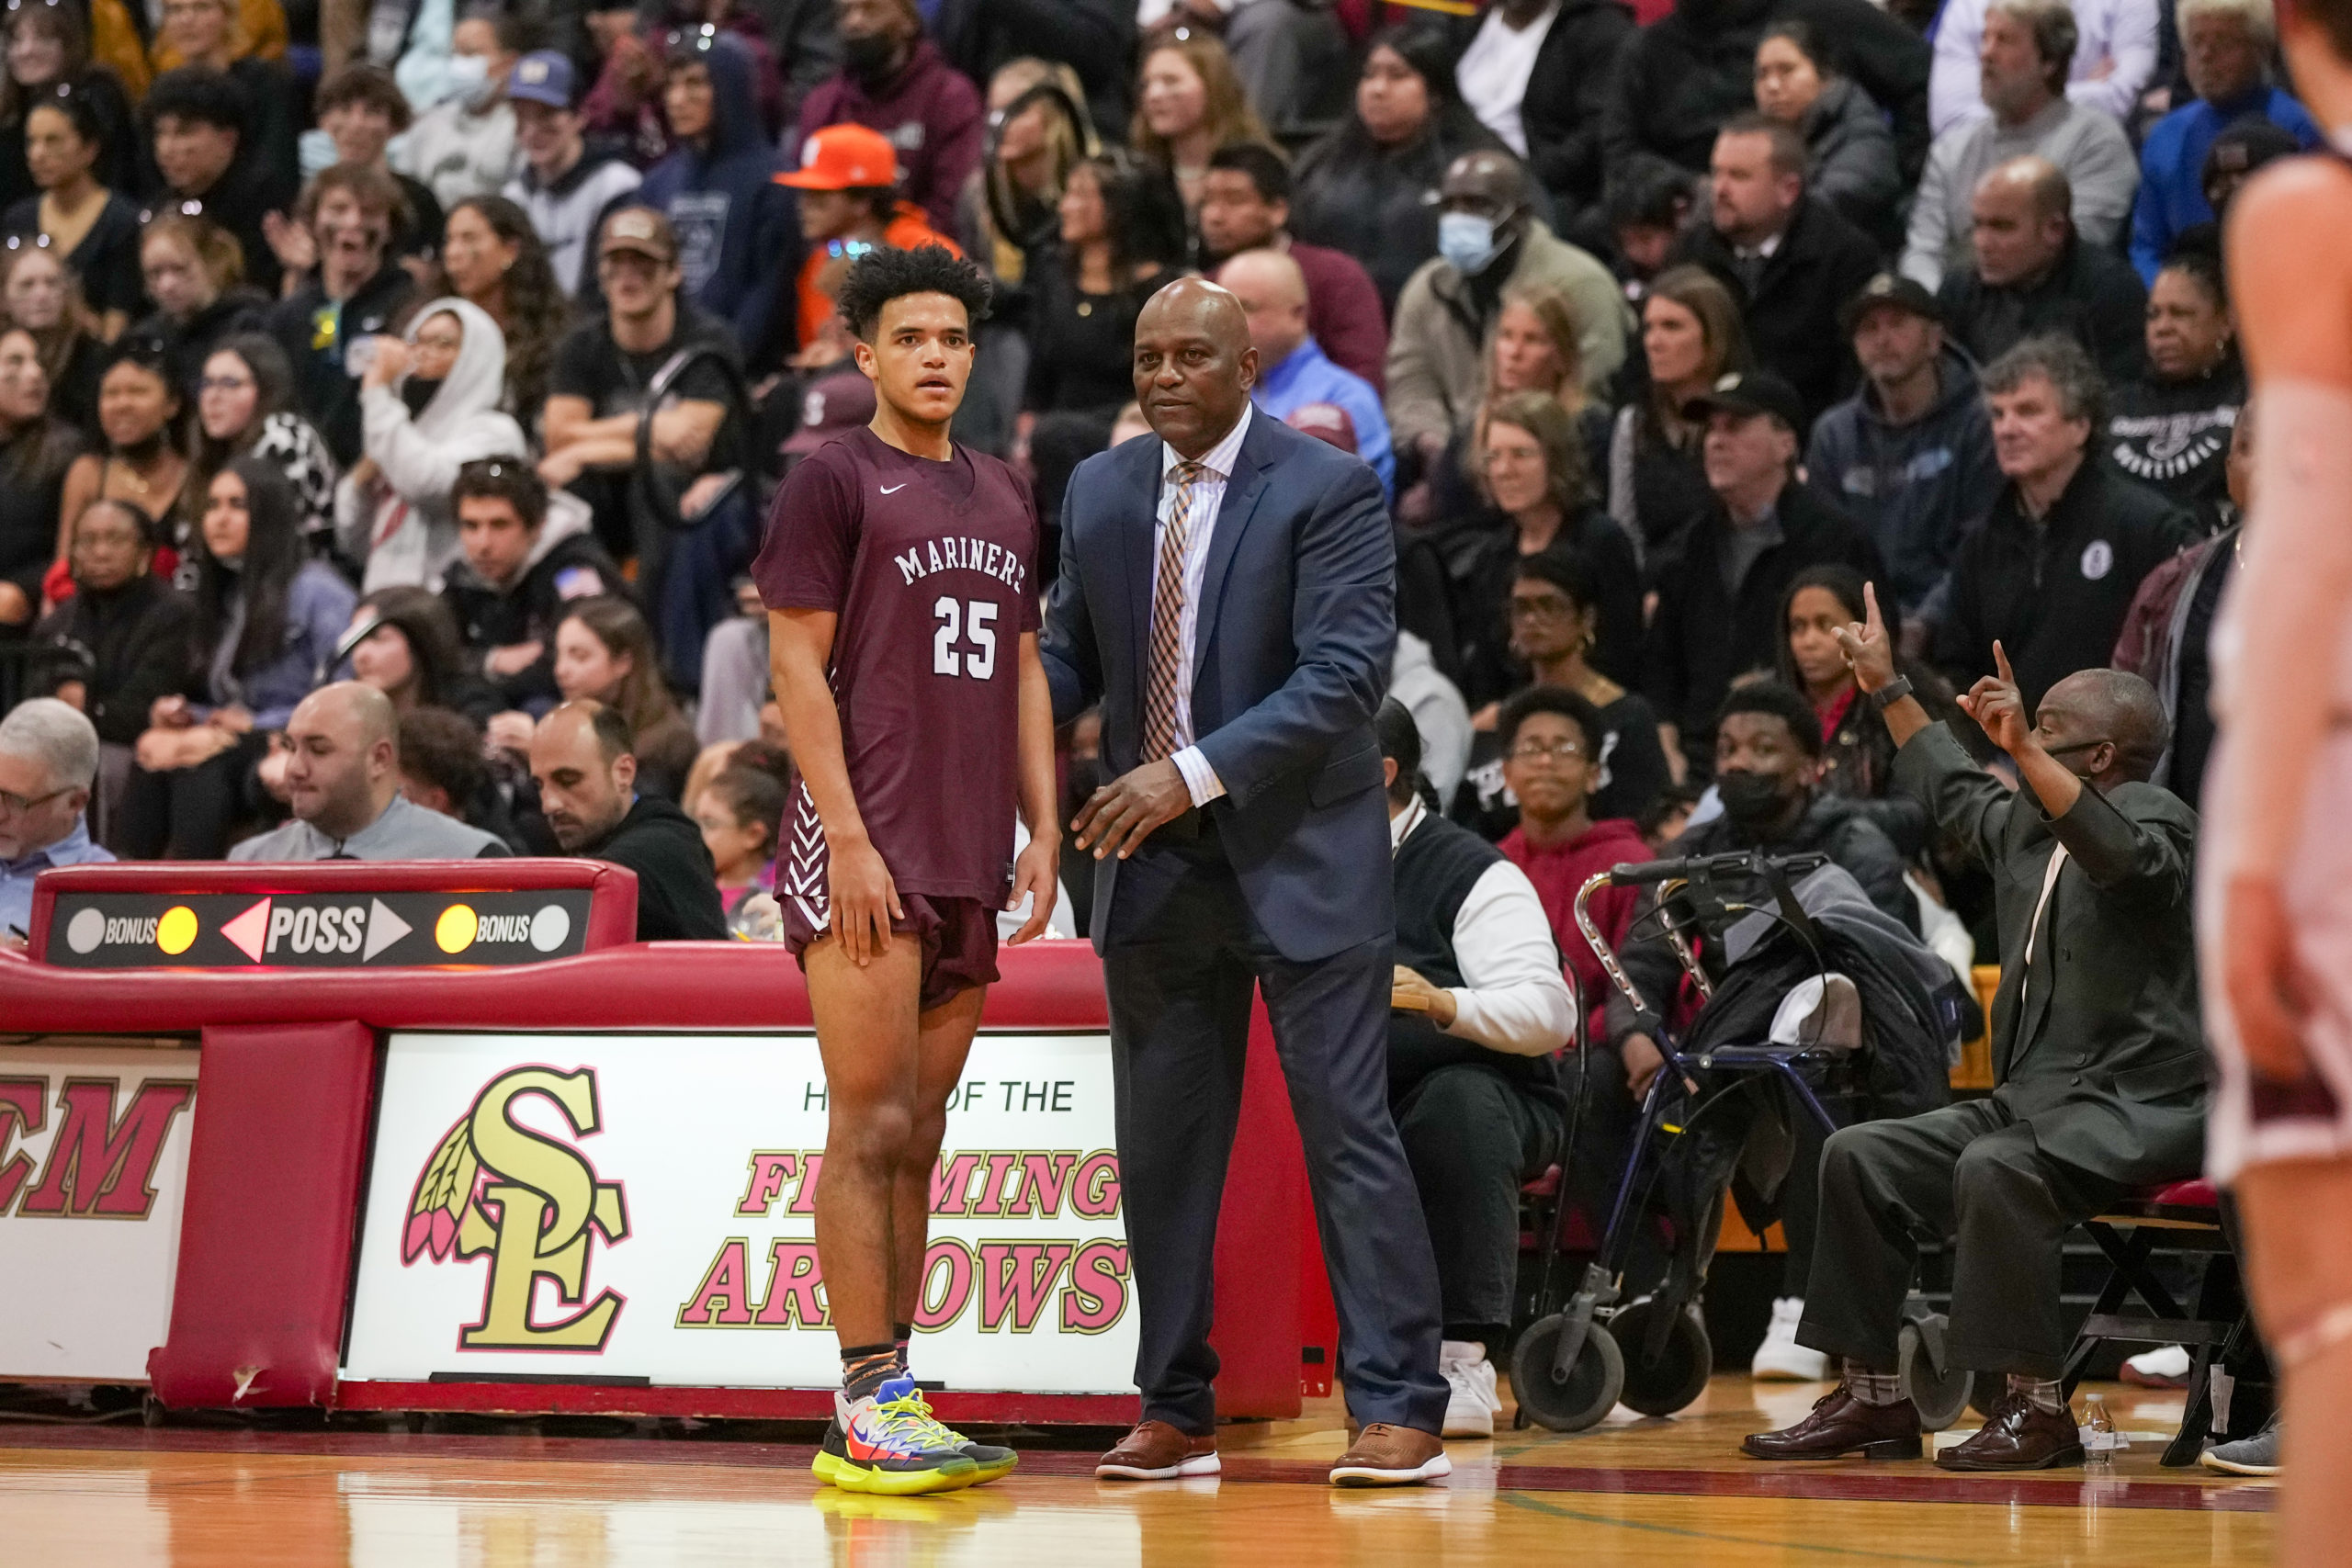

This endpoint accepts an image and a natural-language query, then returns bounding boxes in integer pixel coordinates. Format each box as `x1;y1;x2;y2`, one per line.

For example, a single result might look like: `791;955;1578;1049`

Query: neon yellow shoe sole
826;1454;980;1495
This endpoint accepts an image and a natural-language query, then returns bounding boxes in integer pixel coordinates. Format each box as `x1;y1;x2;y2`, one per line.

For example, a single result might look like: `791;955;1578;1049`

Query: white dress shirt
1152;400;1255;807
1391;798;1578;1057
1454;0;1561;158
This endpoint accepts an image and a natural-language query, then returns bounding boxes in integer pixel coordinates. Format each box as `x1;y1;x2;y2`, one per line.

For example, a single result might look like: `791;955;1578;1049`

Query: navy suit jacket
1040;413;1397;963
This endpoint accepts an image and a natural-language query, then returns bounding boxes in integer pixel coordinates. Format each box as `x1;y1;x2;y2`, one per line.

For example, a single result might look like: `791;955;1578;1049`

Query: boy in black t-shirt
439;459;628;726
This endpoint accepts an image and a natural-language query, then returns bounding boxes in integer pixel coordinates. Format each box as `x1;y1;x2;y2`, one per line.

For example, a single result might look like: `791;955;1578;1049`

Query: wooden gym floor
0;1376;2273;1566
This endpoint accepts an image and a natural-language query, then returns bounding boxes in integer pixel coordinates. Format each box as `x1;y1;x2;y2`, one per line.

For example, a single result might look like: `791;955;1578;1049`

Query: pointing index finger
1992;639;2016;686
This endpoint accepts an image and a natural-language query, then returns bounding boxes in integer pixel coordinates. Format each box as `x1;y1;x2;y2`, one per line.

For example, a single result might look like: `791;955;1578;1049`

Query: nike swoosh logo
879;483;907;494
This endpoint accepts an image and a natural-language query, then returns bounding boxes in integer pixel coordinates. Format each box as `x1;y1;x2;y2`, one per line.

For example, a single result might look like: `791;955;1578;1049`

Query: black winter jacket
1939;237;2150;389
1937;460;2194;710
1600;0;1931;181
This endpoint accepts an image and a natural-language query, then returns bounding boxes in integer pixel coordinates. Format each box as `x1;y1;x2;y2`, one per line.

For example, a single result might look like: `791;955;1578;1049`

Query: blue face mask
1438;211;1503;276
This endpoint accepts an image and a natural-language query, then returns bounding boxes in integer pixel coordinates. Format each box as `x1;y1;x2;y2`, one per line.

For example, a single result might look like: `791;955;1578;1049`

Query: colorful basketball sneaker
905;1389;1019;1484
814;1377;979;1495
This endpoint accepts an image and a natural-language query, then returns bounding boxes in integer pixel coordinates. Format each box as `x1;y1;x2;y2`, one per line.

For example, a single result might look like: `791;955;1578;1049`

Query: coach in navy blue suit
1040;278;1451;1486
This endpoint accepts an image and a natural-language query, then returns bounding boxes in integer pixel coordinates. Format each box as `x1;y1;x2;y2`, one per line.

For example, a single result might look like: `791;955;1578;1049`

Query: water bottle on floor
2084;1394;2117;1469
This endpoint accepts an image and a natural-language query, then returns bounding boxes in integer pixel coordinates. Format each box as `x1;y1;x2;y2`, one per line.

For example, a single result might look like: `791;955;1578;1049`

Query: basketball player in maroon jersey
755;245;1058;1493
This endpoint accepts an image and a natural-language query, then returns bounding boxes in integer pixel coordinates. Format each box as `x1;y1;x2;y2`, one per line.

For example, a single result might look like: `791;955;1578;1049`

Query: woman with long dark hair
186;333;337;548
0;322;74;629
119;457;356;858
551;594;697;801
1605;265;1751;586
1289;25;1510;312
342;584;494;721
0;241;98;436
1020;149;1185;418
1450;550;1671;839
1773;563;1974;853
438;195;566;426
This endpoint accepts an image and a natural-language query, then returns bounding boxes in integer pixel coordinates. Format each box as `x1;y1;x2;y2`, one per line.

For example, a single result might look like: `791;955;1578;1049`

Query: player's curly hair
836;244;993;342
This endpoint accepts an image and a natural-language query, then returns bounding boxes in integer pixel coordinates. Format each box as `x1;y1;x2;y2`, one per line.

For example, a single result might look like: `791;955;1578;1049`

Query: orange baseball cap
776;123;900;191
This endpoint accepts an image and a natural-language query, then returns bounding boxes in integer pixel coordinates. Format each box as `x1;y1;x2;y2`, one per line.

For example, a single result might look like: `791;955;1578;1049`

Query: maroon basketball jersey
752;426;1040;917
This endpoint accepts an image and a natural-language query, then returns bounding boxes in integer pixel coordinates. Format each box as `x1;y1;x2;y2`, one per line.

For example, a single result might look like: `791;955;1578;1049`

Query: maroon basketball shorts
782;890;1001;1012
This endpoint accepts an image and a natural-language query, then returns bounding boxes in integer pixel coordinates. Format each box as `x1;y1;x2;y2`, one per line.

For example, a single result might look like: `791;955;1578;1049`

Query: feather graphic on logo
403;1115;481;1262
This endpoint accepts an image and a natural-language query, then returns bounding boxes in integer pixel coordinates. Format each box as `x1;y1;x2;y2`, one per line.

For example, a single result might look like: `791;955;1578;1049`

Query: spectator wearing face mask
794;0;982;234
1385;149;1627;490
334;299;526;592
393;9;526;210
266;164;418;470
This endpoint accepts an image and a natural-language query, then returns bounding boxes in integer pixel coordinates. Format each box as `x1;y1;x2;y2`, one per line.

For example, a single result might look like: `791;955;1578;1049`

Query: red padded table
0;861;1337;1426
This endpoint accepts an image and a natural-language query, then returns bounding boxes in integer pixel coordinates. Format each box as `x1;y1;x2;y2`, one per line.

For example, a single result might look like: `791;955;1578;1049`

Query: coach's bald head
2039;667;2168;788
1133;276;1256;460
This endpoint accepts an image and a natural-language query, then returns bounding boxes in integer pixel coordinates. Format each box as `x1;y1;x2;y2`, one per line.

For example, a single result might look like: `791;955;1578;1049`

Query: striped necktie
1139;460;1207;762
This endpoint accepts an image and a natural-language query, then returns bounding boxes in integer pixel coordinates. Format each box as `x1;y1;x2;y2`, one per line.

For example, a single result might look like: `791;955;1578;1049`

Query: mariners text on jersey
894;536;1030;592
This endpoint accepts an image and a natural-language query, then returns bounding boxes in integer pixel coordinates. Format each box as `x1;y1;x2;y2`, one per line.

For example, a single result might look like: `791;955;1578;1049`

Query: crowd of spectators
0;0;2278;1447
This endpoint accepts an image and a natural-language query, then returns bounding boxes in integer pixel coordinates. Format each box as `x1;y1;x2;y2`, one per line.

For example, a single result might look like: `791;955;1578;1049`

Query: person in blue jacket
637;29;795;355
2129;0;2317;283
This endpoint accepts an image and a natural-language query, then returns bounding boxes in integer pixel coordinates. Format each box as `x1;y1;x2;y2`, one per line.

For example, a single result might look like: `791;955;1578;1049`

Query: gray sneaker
2199;1412;2281;1476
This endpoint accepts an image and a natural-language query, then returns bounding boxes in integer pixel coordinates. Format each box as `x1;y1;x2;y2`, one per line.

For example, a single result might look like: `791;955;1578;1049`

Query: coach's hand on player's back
828;830;904;964
1073;760;1192;861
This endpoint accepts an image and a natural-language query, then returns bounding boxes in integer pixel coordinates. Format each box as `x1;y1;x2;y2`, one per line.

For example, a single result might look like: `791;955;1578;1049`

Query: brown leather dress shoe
1935;1389;2085;1472
1330;1423;1452;1486
1741;1385;1924;1461
1095;1420;1219;1480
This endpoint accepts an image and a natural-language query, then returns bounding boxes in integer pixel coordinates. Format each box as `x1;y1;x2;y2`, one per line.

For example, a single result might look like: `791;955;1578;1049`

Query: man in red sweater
1495;685;1649;1037
1198;142;1391;391
792;0;985;233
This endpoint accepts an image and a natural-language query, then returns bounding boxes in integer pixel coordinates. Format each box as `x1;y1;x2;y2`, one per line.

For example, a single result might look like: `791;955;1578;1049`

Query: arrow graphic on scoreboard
219;897;271;962
363;898;412;961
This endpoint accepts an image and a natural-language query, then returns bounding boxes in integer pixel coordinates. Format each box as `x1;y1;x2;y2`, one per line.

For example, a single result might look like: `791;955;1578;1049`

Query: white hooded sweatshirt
336;296;528;592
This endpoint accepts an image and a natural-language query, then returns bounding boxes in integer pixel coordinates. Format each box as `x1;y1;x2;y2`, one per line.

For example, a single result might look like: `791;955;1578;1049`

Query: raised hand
1958;640;2033;755
1830;581;1897;694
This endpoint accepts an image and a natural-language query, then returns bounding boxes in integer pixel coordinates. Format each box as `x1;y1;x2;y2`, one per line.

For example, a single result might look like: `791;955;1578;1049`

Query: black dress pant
1798;1097;2129;1378
119;733;266;860
1394;1064;1563;1348
1102;829;1448;1435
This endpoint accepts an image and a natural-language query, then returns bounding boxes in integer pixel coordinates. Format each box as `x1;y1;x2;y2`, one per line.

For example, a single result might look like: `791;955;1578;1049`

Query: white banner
344;1032;1139;1393
0;1043;198;1381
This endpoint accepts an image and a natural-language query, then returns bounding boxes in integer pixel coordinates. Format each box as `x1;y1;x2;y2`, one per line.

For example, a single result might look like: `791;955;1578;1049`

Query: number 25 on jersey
932;597;999;679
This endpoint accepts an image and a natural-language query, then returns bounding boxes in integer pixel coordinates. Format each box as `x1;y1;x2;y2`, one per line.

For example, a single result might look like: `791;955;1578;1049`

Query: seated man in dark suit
1746;589;2205;1472
1376;700;1577;1440
527;700;726;942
